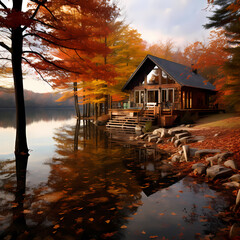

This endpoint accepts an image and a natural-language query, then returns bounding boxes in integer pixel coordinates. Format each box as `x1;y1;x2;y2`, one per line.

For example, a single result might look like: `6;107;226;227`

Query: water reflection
0;115;236;239
0;108;75;128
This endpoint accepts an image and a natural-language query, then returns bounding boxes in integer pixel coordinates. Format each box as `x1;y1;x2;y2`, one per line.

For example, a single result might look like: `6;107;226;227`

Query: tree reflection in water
0;120;142;239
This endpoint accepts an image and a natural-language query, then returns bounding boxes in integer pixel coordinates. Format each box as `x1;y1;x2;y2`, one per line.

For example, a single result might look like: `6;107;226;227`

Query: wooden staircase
106;109;155;130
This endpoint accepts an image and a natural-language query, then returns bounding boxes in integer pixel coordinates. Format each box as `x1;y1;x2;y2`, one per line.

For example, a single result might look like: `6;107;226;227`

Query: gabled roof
122;54;216;91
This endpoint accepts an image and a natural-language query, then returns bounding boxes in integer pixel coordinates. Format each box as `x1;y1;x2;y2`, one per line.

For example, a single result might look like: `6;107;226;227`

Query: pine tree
205;0;240;111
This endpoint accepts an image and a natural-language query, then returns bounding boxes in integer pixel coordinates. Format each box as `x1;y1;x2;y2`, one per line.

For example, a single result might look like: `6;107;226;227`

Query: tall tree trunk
12;0;28;155
73;82;81;118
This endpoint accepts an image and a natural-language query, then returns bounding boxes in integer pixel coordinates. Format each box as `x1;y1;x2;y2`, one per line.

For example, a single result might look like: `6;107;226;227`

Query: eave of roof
122;54;216;92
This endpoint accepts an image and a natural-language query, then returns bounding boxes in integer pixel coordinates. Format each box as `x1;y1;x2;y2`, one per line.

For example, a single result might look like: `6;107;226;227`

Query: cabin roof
122;54;216;91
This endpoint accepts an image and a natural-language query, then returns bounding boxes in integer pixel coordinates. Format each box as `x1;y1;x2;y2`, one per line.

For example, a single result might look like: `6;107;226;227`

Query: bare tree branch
30;0;57;21
0;0;7;9
0;57;11;61
22;50;78;73
23;32;85;51
22;57;53;88
0;42;11;52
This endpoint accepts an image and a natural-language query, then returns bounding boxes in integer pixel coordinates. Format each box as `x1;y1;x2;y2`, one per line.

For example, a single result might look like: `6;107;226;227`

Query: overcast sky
119;0;211;47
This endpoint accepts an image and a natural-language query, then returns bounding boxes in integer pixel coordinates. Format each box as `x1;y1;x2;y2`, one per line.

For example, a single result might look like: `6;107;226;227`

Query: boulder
168;129;188;136
171;137;175;143
229;223;240;239
175;132;191;140
193;166;207;175
224;160;237;170
179;136;191;144
195;149;221;158
189;148;199;157
139;133;148;140
135;125;142;131
174;139;181;147
229;174;240;183
206;165;233;180
148;135;159;143
182;145;189;162
192;163;205;170
206;156;218;166
192;136;205;142
217;152;234;163
160;129;170;138
156;138;164;144
171;154;181;163
222;181;240;188
152;128;165;136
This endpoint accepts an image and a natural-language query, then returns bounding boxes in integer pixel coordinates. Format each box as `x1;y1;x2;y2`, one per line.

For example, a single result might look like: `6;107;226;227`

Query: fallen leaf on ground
120;225;127;229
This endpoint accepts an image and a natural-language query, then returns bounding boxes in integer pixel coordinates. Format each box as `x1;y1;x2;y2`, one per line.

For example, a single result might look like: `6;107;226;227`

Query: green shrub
145;121;152;132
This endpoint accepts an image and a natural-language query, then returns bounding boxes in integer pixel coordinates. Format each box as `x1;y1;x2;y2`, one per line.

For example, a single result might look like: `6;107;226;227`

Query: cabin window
190;91;192;108
147;66;159;85
147;90;159;103
135;90;145;104
161;88;174;103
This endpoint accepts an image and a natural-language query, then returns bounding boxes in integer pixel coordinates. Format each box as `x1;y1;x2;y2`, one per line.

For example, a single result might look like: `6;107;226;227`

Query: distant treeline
0;89;74;108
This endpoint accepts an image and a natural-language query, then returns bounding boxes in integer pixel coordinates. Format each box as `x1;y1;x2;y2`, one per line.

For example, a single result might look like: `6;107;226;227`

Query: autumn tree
0;0;117;155
205;0;240;111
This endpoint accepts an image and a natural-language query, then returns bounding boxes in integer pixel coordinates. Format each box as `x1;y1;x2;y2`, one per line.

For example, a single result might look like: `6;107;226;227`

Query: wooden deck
107;107;224;129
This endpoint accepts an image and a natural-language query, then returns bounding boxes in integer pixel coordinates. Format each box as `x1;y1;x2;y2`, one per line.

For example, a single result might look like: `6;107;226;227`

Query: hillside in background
0;89;74;108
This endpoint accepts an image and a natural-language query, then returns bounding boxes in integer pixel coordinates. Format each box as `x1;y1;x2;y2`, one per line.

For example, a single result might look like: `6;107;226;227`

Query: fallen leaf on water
159;213;165;216
102;232;117;238
141;231;146;234
37;211;43;215
77;207;83;211
149;236;158;239
199;218;208;222
171;212;177;216
203;205;212;210
89;218;94;222
120;225;127;229
133;212;138;215
105;220;110;224
23;210;31;214
179;190;183;193
76;228;84;234
53;224;60;229
176;195;180;198
76;217;83;223
204;194;215;199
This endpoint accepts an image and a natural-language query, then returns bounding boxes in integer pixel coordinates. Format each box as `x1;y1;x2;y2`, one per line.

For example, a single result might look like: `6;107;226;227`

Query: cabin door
147;90;159;105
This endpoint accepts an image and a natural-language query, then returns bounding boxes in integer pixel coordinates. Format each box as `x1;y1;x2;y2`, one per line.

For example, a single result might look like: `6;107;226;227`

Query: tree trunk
73;82;81;118
12;1;28;155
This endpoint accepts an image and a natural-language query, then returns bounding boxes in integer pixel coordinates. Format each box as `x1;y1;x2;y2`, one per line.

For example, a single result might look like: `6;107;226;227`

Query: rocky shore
134;125;240;238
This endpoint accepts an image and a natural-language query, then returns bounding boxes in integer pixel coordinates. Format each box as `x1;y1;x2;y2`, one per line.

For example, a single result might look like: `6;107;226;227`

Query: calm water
0;109;234;239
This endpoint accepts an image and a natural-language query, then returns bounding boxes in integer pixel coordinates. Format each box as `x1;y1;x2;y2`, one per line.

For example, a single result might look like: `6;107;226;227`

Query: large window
147;90;159;103
135;90;145;104
161;88;174;103
147;66;159;85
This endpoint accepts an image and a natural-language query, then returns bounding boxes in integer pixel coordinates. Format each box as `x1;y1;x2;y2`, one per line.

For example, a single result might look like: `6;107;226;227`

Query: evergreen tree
205;0;240;111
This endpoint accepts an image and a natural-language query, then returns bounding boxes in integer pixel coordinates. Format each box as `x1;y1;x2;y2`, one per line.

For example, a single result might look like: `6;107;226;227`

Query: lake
0;109;234;239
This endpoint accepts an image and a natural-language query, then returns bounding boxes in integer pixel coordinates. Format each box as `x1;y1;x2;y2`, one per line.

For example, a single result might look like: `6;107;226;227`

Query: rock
236;189;240;206
206;165;233;180
206;156;218;166
135;125;142;131
179;136;191;144
158;163;173;172
186;124;193;128
192;136;205;142
222;181;240;188
148;135;158;143
160;129;170;138
168;129;188;136
139;133;148;139
192;163;207;175
189;148;199;157
171;137;175;143
194;166;207;175
156;138;163;144
229;223;240;239
152;128;165;136
214;133;219;137
218;151;234;162
195;149;221;158
229;174;240;183
174;139;181;147
182;145;189;162
175;132;191;140
192;163;205;170
171;154;181;163
224;160;238;170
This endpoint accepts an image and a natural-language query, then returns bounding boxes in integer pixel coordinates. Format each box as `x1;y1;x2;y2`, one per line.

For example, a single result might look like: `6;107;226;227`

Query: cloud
119;0;211;47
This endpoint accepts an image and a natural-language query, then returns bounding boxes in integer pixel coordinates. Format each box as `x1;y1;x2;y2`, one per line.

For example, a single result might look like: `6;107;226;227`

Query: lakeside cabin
107;54;219;129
